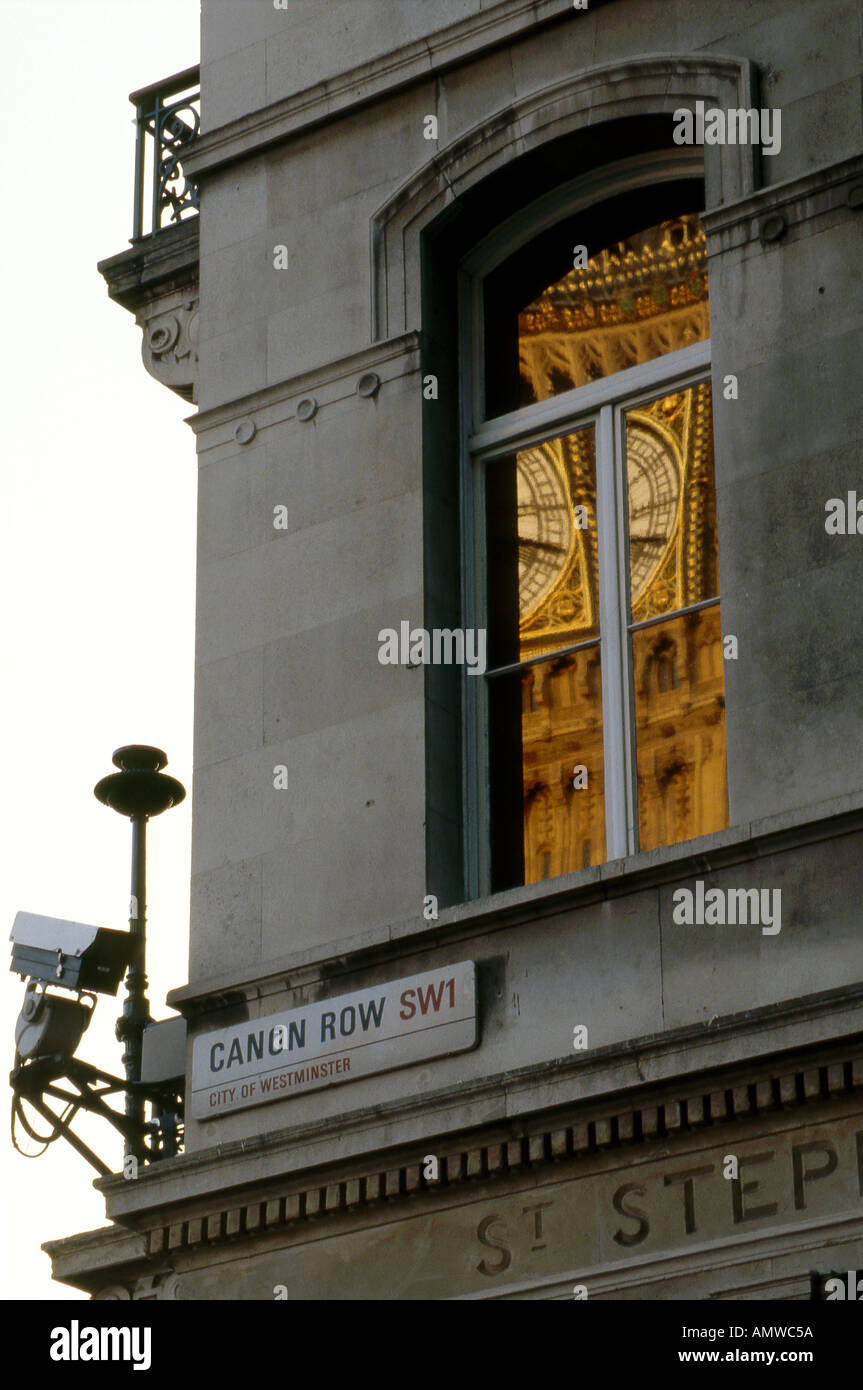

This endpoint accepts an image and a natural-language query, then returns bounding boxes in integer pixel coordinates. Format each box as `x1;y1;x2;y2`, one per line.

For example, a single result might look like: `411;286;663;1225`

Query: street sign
191;960;476;1117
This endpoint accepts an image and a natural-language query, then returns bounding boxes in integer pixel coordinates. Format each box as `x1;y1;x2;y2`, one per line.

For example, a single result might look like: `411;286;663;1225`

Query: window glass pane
517;213;708;408
488;649;606;891
485;424;597;667
632;605;728;853
626;381;718;623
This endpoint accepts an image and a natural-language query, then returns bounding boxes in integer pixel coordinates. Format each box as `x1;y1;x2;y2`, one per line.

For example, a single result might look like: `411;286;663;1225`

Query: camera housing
10;911;137;995
140;1015;186;1084
14;981;95;1060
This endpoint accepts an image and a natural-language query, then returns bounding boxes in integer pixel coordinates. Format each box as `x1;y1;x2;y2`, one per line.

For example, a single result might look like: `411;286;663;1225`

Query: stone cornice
143;1045;863;1259
168;790;863;1012
45;1023;863;1293
100;984;863;1225
97;220;199;314
702;151;863;255
186;0;601;181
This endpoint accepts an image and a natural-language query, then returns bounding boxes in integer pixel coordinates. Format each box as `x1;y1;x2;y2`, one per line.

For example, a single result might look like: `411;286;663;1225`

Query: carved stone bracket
138;293;199;403
97;218;199;404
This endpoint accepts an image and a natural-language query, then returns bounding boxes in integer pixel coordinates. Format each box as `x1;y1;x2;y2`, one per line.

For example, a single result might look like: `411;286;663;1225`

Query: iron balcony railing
130;65;200;241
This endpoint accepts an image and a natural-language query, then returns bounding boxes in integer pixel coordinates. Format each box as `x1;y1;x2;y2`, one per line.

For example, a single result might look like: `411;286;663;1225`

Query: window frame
457;151;716;899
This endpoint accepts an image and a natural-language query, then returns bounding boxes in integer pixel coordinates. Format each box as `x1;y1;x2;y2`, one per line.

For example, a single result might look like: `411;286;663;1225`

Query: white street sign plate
191;960;476;1118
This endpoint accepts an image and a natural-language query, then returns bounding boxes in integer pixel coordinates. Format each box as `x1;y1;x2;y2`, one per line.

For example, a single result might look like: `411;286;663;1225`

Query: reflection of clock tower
515;216;725;880
626;418;681;612
516;413;684;659
517;431;598;659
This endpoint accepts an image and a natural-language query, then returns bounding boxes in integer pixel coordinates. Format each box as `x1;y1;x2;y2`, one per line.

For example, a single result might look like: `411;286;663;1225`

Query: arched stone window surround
409;52;744;905
371;54;759;341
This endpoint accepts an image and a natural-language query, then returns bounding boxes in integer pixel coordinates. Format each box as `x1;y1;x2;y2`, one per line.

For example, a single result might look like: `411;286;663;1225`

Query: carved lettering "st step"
474;1131;862;1276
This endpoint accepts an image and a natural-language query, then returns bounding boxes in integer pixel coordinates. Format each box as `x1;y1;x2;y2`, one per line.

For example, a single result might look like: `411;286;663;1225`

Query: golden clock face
515;423;681;628
516;441;573;618
625;421;681;606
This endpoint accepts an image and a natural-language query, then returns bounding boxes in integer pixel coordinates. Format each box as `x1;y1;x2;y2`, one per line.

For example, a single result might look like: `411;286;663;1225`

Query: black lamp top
111;745;169;773
94;745;186;819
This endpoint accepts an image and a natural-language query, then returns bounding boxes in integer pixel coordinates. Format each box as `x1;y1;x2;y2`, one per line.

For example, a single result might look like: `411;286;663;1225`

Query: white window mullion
596;404;630;860
468;339;710;458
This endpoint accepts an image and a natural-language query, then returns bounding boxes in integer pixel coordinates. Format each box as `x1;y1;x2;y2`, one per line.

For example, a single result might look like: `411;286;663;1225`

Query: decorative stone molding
184;0;600;183
139;293;199;404
98;220;198;312
702;151;863;259
137;1045;862;1261
97;219;200;403
371;54;760;340
357;372;381;399
168;794;863;1014
233;419;257;445
189;331;421;456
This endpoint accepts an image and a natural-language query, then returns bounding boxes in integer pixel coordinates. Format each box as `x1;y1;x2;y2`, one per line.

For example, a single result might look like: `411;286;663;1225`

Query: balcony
98;66;201;403
131;65;200;241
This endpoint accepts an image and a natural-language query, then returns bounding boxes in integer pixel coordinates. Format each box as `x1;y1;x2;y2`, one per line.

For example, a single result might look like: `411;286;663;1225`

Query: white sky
1;0;202;1299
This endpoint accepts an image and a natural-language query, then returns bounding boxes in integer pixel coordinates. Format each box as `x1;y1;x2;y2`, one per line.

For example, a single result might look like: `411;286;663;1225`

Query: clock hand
518;538;568;553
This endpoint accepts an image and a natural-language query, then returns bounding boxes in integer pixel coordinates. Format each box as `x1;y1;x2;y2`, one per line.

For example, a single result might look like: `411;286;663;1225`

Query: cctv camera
14;981;95;1060
10;911;137;995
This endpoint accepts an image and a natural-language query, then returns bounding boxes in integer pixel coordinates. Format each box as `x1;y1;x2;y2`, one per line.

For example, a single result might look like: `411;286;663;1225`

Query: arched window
460;157;729;894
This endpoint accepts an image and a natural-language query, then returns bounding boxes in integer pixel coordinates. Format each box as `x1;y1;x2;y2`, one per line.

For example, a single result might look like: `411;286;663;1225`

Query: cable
10;1050;73;1156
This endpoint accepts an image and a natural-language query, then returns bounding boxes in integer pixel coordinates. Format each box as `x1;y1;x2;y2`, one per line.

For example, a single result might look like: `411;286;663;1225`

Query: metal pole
117;815;151;1163
94;746;185;1169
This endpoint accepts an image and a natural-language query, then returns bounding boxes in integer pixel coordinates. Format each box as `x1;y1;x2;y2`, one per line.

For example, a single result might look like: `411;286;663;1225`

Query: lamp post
94;745;185;1164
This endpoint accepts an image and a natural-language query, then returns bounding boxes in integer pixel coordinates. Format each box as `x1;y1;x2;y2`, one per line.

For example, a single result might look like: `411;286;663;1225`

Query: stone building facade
48;0;863;1299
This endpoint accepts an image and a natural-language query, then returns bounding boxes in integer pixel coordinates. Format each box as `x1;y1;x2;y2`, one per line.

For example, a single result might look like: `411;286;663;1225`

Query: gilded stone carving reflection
517;214;709;401
518;649;607;876
632;605;728;854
